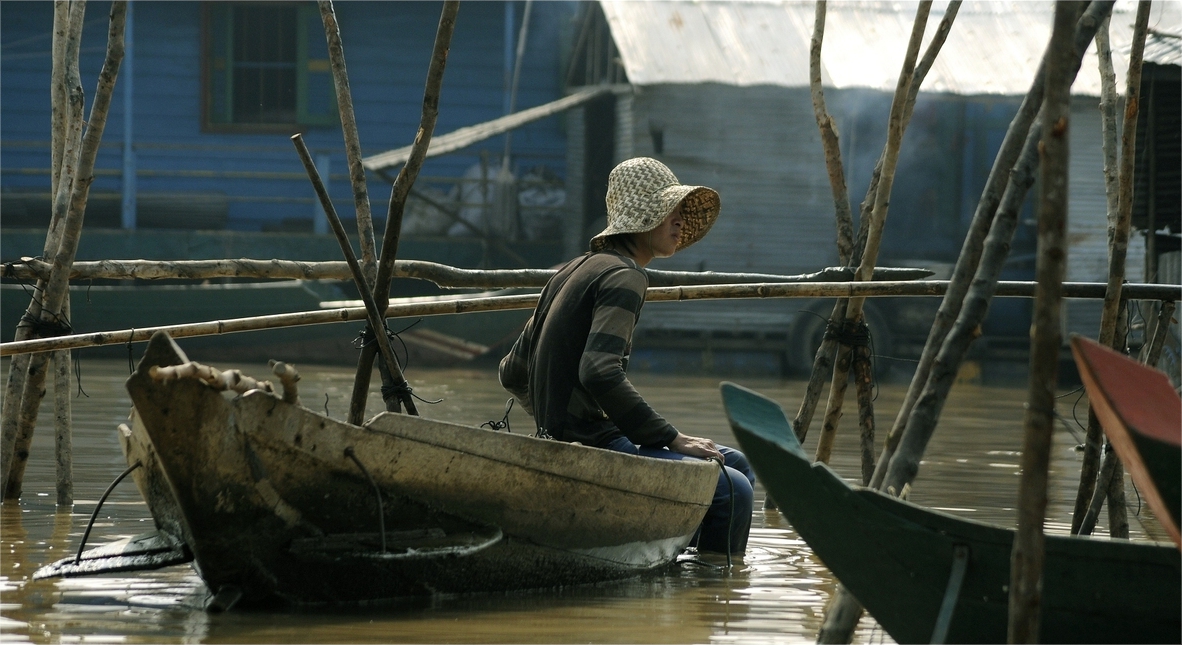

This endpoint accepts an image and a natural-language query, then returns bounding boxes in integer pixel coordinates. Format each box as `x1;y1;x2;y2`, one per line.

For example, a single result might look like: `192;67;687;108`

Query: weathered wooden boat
720;381;1182;644
38;331;717;608
1071;335;1181;547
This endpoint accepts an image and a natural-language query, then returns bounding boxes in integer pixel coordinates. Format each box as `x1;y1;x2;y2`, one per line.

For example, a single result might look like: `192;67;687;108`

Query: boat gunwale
232;391;717;506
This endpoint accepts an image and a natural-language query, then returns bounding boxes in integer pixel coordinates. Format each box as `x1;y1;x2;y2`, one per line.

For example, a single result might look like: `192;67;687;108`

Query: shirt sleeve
577;267;678;447
498;315;534;416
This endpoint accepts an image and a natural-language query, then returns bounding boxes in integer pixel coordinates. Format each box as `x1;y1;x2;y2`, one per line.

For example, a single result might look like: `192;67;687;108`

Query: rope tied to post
18;311;72;338
353;323;414;369
823;318;871;347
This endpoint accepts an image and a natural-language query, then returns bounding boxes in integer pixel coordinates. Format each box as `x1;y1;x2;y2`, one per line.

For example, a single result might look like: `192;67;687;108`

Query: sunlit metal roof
600;1;1181;96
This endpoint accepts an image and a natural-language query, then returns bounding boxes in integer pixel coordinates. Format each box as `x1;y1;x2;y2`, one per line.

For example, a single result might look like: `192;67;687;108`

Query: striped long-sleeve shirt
499;251;678;448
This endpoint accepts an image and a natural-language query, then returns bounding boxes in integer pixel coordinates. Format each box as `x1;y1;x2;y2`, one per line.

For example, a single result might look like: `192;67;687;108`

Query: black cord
380;381;443;406
344;446;387;553
721;459;735;570
354;320;420;373
481;398;514;432
76;461;142;564
73;352;88;398
127;329;136;375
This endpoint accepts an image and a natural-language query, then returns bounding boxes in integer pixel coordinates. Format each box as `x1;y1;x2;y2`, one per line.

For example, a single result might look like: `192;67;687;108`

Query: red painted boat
1070;335;1181;548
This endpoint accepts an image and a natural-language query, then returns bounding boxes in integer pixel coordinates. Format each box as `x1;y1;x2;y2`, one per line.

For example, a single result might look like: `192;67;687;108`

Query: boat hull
124;332;716;607
721;382;1182;644
1071;335;1181;546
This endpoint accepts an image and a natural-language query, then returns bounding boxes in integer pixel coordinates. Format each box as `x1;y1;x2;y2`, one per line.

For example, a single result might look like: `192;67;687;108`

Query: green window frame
204;2;336;130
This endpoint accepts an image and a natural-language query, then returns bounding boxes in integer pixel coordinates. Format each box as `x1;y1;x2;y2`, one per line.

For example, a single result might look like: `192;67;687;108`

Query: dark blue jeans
603;436;755;554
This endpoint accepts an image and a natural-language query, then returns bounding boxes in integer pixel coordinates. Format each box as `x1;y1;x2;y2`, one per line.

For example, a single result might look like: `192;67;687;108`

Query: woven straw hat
590;157;720;252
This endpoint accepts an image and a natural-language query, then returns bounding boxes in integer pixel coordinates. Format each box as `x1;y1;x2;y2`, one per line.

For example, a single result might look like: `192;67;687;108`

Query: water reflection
0;357;1165;643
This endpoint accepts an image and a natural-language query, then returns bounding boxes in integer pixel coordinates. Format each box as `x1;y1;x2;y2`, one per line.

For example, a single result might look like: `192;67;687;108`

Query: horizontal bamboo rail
1;280;1176;357
2;256;933;288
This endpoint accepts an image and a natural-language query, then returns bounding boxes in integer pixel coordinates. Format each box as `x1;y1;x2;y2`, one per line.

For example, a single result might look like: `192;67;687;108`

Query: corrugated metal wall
1064;101;1148;340
627;83;839;334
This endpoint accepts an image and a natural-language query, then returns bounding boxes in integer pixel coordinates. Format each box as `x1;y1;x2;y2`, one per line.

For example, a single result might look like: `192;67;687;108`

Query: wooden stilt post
1;0;86;500
1009;5;1081;641
4;1;126;500
1071;0;1151;536
52;339;72;505
869;15;1052;488
819;5;1113;642
293;133;417;415
791;0;856;455
815;3;944;642
347;1;459;422
315;0;384;424
814;1;930;467
874;2;1115;495
798;0;959;448
809;1;854;269
1140;301;1177;367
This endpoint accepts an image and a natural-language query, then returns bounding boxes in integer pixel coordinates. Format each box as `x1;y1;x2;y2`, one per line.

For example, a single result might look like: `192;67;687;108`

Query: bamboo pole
1106;302;1130;538
1140;300;1176;367
813;1;930;470
0;281;1174;359
795;3;961;451
46;1;87;507
1071;0;1150;536
1071;16;1121;535
318;0;377;286
1009;5;1080;641
848;0;962;487
47;1;87;511
50;1;69;196
4;1;126;500
867;2;1081;490
293;133;417;415
810;1;854;267
1078;296;1131;539
4;256;934;288
349;1;458;425
873;1;1115;494
52;341;72;506
1;1;88;500
319;0;381;423
1077;443;1119;535
791;0;851;465
1102;1;1149;350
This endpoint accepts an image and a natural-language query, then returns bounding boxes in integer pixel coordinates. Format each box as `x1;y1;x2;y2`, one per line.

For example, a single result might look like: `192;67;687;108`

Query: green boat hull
721;382;1181;644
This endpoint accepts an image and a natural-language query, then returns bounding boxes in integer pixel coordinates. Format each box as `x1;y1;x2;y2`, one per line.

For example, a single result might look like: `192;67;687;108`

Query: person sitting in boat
499;156;755;555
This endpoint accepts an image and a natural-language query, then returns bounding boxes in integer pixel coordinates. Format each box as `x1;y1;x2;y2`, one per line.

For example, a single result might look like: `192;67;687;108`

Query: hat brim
590;185;719;252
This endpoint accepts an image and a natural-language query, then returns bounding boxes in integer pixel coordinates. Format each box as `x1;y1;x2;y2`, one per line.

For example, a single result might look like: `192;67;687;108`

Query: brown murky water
0;356;1168;644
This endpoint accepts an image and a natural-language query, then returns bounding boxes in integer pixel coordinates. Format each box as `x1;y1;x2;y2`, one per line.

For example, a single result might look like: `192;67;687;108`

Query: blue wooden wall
1;1;579;231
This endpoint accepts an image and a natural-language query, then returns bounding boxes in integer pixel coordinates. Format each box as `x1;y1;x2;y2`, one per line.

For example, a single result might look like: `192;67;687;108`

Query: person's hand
668;433;723;463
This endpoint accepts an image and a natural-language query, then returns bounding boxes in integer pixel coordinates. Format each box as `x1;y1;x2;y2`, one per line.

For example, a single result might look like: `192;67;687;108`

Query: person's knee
723;465;754;512
699;466;753;554
719;446;756;486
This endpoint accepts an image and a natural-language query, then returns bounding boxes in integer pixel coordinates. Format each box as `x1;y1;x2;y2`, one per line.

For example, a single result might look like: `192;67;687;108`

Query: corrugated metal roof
600;0;1181;96
1142;30;1182;67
